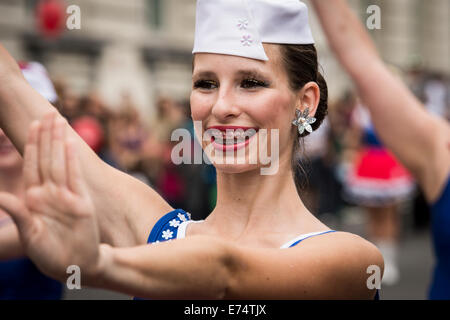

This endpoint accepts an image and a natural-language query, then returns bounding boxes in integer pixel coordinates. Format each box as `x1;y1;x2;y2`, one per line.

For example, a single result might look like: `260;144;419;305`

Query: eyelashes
241;78;270;89
193;80;218;90
193;78;270;90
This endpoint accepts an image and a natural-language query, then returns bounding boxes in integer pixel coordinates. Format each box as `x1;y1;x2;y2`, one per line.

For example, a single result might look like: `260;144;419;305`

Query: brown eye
193;80;218;90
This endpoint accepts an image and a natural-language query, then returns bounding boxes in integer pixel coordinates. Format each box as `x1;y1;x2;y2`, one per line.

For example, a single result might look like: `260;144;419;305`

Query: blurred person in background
139;121;166;188
423;73;449;120
152;96;187;144
71;90;110;154
0;62;63;299
106;99;152;186
327;92;361;181
312;0;450;299
344;98;414;286
296;115;335;216
77;91;110;126
174;99;217;221
53;78;80;123
149;96;188;209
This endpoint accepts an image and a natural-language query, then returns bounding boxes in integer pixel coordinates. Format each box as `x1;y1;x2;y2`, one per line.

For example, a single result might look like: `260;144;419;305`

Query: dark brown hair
279;44;328;193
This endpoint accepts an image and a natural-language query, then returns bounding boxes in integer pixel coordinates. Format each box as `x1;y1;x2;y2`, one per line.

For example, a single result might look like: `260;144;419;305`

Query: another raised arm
311;0;450;202
0;45;172;247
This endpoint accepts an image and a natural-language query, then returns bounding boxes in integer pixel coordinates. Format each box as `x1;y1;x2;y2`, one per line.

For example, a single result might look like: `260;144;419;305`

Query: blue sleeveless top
429;177;450;299
136;209;380;300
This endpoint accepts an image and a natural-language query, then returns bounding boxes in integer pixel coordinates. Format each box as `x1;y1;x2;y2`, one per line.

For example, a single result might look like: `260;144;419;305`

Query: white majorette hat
192;0;315;61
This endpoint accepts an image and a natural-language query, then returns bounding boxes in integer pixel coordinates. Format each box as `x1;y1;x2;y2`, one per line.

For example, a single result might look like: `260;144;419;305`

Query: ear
297;81;320;116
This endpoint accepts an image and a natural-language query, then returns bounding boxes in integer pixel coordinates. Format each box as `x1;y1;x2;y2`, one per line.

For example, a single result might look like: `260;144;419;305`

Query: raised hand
0;112;101;282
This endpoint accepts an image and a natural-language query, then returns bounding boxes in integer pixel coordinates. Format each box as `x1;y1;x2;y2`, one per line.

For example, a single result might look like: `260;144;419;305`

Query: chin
213;162;261;175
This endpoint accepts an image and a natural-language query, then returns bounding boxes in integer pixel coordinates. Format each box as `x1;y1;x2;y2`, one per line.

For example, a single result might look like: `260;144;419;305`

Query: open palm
0;112;100;282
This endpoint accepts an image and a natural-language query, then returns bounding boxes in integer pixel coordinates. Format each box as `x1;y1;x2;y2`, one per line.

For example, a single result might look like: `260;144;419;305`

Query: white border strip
280;230;332;249
177;220;204;239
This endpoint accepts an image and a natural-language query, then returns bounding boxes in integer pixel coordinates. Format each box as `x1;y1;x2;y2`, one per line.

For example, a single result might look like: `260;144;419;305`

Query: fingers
30;112;84;196
23;121;41;189
66;138;86;196
39;112;56;182
0;192;32;234
50;117;67;186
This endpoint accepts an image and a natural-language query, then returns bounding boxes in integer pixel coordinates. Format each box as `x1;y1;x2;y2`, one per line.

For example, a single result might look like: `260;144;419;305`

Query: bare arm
311;0;450;202
0;45;172;246
91;232;382;299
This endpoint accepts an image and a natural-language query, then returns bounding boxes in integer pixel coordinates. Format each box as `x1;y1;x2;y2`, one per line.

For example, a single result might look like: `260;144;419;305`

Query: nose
211;86;242;121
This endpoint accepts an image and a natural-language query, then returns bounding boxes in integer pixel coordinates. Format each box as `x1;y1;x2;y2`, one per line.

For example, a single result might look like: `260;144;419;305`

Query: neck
209;152;310;238
0;166;24;197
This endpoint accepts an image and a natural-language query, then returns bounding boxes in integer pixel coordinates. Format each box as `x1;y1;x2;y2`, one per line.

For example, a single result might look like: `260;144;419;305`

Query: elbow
215;241;246;300
204;238;240;300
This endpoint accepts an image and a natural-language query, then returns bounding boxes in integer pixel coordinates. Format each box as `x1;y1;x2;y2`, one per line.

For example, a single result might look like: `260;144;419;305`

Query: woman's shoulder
225;230;383;299
297;229;372;245
295;230;384;267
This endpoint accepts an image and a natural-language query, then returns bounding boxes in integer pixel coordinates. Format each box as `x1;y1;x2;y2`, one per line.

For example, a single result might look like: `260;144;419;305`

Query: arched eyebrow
235;69;270;80
192;71;216;81
192;69;270;81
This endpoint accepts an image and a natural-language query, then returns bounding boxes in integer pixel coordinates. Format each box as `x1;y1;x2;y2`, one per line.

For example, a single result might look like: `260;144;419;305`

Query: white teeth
212;129;258;145
224;130;256;139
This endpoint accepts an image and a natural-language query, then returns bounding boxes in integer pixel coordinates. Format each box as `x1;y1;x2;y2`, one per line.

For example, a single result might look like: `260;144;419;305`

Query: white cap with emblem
192;0;315;61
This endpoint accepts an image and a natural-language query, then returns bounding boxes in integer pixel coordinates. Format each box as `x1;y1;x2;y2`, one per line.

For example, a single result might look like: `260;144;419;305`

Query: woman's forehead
192;44;282;75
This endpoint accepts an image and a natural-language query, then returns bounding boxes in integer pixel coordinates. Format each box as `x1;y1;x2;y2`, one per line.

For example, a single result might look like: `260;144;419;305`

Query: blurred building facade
0;0;196;120
0;0;448;117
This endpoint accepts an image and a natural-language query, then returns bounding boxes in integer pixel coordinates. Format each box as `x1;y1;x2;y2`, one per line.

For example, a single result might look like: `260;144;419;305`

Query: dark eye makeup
241;78;270;89
193;80;218;89
193;78;270;90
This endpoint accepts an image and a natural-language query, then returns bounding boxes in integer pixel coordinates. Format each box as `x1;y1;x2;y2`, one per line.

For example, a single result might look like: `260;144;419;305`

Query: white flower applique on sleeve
161;229;174;240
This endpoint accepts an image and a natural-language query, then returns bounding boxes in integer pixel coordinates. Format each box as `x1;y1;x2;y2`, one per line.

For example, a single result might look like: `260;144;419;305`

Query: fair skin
311;0;450;203
0;128;25;260
0;43;383;299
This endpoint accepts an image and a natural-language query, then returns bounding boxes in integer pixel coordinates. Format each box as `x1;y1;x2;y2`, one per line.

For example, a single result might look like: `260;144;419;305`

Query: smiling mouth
206;126;259;151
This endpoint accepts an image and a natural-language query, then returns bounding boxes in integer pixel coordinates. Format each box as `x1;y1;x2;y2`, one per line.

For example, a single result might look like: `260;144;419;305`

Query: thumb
0;192;32;234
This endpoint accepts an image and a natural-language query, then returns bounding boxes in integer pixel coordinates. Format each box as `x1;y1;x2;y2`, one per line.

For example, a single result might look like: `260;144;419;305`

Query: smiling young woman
0;0;383;300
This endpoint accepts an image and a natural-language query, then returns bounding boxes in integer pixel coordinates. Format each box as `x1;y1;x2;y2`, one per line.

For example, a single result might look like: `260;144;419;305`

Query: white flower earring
292;107;316;135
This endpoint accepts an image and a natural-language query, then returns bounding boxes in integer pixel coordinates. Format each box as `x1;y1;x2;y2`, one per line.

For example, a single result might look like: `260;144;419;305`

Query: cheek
190;92;211;121
245;92;294;129
245;93;295;152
